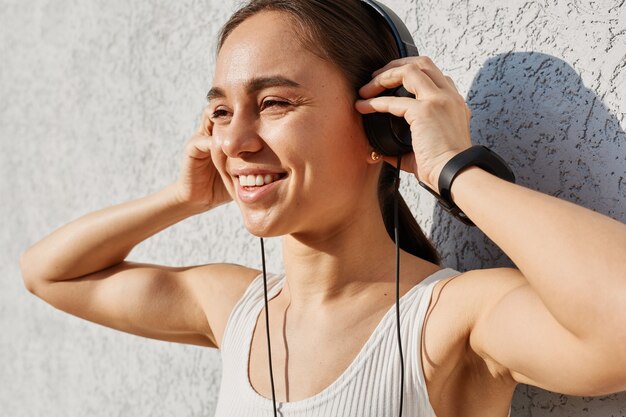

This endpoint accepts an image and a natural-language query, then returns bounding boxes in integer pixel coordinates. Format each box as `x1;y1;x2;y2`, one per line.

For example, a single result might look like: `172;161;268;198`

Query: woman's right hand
174;107;232;212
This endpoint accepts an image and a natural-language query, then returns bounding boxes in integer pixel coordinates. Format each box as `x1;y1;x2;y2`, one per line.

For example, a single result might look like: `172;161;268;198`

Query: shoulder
432;267;526;316
427;267;525;331
181;263;261;348
422;267;524;383
182;262;261;294
427;267;525;325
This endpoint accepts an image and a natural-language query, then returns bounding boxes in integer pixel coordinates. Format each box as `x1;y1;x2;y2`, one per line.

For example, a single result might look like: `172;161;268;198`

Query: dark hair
218;0;439;264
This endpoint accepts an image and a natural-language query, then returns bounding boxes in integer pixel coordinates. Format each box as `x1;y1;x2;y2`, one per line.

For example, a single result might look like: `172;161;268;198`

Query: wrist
162;183;213;217
418;145;515;226
423;149;467;195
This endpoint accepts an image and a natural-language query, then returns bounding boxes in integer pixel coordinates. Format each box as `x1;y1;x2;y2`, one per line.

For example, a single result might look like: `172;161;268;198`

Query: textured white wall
2;0;624;416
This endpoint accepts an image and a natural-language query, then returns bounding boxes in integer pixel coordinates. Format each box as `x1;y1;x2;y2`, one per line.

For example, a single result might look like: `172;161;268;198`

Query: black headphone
360;0;419;156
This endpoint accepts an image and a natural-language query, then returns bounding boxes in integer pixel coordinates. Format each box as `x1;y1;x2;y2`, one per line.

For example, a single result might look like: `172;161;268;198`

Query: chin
241;209;287;238
243;223;286;239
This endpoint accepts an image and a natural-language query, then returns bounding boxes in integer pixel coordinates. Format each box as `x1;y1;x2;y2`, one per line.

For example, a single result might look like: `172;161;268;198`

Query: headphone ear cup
363;86;414;156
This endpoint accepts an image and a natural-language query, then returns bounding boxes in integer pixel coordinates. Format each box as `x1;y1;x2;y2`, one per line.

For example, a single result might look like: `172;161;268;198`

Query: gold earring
371;151;381;161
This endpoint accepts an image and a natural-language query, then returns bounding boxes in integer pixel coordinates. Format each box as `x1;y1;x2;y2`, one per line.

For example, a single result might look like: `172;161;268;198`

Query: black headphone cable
259;155;405;417
394;154;404;417
260;237;278;417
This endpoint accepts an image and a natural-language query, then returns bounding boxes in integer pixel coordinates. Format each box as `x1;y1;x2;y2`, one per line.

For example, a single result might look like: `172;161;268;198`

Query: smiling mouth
237;173;286;188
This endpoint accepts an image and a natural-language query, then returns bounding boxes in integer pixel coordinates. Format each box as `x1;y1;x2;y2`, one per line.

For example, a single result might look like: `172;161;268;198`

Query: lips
229;167;287;204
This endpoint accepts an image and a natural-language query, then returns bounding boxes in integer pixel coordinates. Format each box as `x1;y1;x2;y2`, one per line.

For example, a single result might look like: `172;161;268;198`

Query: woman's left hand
355;56;472;193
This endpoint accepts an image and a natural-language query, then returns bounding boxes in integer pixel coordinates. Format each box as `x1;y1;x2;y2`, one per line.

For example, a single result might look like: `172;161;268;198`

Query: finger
373;56;450;90
355;96;418;120
186;133;214;159
359;64;439;99
372;57;424;77
195;110;207;134
196;107;214;135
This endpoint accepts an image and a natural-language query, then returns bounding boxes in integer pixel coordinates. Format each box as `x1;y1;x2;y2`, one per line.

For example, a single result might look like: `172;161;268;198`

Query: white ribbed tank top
213;268;461;417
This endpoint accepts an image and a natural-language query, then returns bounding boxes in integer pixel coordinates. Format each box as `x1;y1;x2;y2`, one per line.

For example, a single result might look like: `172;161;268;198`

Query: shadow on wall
431;51;625;271
430;52;626;415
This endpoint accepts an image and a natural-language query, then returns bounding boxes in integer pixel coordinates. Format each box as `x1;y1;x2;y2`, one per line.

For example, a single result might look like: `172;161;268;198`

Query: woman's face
209;11;379;238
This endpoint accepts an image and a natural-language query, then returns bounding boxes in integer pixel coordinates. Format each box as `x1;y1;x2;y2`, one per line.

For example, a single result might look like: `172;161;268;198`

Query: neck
280;199;409;308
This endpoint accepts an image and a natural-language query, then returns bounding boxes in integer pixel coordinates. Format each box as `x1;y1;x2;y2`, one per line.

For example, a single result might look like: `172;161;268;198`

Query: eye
261;98;291;110
210;107;231;121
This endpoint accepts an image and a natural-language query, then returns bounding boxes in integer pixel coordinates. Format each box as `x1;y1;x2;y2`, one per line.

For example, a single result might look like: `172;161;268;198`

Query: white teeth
238;174;281;187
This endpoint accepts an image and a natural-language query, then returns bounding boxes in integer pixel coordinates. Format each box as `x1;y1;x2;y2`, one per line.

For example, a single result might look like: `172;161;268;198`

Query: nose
216;113;264;158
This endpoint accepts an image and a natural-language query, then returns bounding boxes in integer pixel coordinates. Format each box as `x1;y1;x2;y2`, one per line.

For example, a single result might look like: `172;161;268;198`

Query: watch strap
419;145;515;226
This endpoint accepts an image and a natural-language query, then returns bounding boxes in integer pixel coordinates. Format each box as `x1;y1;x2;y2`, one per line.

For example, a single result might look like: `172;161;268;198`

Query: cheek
316;114;373;191
275;107;367;158
209;144;236;194
301;125;372;194
209;127;228;157
209;138;225;171
312;112;370;173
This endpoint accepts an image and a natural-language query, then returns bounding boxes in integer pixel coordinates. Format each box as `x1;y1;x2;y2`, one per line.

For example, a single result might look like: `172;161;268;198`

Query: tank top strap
220;272;284;363
402;268;462;402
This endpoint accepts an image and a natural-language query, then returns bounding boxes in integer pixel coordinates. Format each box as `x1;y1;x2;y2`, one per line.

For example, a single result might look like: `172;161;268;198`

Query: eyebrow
206;76;302;102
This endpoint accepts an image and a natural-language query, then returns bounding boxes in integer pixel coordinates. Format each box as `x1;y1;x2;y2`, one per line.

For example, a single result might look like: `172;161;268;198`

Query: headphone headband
360;0;419;58
359;0;419;156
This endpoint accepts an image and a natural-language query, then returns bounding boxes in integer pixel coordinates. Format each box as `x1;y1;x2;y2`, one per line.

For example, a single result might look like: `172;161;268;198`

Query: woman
20;0;626;416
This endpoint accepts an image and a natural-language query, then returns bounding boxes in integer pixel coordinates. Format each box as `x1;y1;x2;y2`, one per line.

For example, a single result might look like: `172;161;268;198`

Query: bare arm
21;107;229;287
452;168;626;343
19;119;252;348
453;169;626;395
20;184;203;286
357;55;626;395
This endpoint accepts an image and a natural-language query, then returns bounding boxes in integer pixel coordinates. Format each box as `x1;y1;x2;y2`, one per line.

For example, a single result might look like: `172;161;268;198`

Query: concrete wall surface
1;0;624;416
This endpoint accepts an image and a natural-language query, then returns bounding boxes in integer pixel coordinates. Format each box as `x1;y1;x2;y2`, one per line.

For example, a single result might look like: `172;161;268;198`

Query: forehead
214;11;346;93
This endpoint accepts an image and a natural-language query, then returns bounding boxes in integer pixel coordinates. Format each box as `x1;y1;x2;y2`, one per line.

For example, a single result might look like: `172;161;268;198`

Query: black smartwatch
418;145;515;226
